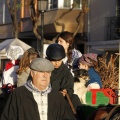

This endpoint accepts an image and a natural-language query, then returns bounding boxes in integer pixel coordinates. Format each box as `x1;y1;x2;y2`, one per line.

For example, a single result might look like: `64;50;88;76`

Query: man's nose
43;72;48;77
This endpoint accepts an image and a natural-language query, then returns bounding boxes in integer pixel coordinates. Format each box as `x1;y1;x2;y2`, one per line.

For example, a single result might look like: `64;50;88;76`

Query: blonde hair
17;51;38;74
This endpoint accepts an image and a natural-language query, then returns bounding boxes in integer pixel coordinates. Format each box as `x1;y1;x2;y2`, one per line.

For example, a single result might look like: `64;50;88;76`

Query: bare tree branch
55;4;75;32
94;53;119;89
73;1;89;38
73;11;85;38
29;0;54;44
6;0;20;38
29;0;41;40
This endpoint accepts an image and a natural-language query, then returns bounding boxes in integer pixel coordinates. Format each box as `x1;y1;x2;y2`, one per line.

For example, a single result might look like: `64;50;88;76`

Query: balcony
105;16;120;40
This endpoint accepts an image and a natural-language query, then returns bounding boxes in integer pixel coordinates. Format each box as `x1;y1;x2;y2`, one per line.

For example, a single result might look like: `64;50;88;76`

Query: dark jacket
87;67;102;88
0;86;76;120
50;62;74;96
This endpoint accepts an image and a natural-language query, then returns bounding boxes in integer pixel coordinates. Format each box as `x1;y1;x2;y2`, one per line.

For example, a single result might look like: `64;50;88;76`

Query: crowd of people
0;31;102;120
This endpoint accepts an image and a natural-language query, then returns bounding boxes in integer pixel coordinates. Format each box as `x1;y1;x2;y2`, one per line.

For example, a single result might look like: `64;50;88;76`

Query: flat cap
30;58;54;72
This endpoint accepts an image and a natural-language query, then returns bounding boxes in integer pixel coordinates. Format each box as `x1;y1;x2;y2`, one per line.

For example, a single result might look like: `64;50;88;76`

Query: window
0;0;5;24
63;0;82;9
0;0;11;24
73;0;81;8
117;0;120;17
48;0;58;9
64;0;71;7
48;0;82;9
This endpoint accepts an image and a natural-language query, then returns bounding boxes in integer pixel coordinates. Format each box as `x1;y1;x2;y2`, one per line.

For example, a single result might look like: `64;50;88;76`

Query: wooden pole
40;11;44;58
118;41;120;104
65;93;80;120
65;93;77;114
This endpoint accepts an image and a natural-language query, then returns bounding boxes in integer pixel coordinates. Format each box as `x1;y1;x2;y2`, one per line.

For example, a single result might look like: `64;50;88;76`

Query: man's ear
30;70;33;77
49;72;51;77
31;70;36;77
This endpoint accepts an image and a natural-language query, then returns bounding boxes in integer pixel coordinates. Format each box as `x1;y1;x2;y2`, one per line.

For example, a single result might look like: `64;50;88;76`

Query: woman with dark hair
56;31;82;75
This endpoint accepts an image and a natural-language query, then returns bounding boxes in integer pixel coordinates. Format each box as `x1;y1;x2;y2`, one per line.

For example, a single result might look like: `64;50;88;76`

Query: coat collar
24;80;52;95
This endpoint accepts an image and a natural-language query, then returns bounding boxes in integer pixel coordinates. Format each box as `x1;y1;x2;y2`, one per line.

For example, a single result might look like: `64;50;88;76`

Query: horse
87;104;120;120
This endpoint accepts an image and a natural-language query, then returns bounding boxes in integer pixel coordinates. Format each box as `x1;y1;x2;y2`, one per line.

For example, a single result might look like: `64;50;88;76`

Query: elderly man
0;58;76;120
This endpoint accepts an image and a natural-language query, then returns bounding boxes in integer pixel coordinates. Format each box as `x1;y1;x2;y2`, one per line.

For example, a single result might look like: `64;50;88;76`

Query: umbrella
0;38;31;59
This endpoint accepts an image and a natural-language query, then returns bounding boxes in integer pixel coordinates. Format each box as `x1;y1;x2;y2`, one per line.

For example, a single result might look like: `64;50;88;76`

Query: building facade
87;0;119;54
0;0;119;54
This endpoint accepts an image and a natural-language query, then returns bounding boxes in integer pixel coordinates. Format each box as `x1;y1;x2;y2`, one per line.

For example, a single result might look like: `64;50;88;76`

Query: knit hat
30;58;54;72
79;53;98;66
27;48;38;54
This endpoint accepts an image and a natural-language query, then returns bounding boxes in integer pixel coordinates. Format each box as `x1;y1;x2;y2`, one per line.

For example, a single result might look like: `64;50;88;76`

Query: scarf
25;80;52;94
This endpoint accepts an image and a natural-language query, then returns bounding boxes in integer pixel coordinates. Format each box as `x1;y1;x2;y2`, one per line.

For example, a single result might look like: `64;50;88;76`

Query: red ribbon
5;60;19;71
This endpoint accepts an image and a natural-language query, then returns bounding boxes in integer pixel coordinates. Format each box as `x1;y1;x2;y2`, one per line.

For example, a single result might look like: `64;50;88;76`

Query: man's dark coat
0;86;76;120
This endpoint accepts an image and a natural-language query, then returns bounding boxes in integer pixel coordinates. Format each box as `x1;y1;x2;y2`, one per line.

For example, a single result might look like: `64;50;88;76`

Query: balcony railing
105;16;120;40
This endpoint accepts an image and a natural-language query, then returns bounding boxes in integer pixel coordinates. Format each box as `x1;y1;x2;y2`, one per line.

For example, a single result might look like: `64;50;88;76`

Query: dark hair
56;31;74;64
